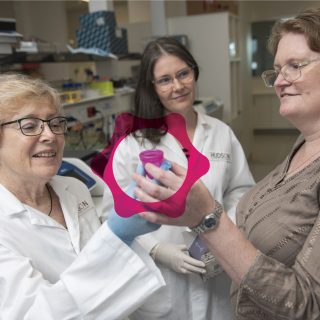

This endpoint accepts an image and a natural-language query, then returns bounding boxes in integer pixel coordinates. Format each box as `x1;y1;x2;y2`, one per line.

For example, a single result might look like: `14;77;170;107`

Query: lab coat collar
0;176;73;217
196;110;210;128
192;110;210;153
159;111;210;160
0;176;82;253
0;184;26;216
160;134;187;163
0;185;60;230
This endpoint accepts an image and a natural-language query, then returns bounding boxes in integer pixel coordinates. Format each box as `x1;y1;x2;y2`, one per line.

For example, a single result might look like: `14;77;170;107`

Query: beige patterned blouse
231;136;320;319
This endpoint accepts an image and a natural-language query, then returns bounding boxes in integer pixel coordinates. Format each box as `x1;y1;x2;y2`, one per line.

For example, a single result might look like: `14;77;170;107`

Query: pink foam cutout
93;113;209;218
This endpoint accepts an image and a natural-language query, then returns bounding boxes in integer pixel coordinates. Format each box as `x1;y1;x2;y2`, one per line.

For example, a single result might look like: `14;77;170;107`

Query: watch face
204;215;217;228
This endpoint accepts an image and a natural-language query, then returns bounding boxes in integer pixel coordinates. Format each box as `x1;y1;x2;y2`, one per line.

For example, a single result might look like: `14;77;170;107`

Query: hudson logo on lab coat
209;152;231;162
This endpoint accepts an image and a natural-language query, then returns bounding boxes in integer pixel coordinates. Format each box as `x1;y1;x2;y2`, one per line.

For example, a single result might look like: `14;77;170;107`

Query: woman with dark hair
134;37;199;124
103;36;254;319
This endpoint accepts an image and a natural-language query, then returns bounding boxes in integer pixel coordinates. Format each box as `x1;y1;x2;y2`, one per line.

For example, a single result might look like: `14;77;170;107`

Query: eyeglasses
261;59;320;88
0;116;68;136
152;66;195;92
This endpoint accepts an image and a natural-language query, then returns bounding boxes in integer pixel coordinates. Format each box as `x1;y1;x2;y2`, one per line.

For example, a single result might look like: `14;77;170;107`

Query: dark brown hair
133;36;199;144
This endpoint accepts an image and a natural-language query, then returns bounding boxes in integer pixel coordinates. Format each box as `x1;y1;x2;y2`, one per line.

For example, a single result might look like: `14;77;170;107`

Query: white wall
167;13;230;117
168;14;230;104
127;0;150;23
10;1;71;81
14;1;68;43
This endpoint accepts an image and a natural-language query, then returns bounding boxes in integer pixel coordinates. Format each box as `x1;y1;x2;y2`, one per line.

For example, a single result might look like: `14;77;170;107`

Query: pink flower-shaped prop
93;113;209;218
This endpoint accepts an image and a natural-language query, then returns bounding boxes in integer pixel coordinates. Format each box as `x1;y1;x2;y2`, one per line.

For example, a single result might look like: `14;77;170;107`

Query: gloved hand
107;211;160;245
151;242;206;274
107;161;171;245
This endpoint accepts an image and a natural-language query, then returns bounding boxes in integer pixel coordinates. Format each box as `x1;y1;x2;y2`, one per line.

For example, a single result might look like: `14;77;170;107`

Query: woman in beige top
132;7;320;320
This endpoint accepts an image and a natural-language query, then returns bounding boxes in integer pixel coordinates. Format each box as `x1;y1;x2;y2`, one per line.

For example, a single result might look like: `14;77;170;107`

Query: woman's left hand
152;242;206;274
133;162;215;228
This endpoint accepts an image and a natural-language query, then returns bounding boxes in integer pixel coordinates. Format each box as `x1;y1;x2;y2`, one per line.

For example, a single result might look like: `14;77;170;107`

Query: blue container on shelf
79;10;116;28
76;26;128;55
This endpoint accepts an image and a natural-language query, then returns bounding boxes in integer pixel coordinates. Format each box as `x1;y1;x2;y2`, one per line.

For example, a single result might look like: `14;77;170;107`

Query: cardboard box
79;11;116;29
187;0;238;15
77;26;128;55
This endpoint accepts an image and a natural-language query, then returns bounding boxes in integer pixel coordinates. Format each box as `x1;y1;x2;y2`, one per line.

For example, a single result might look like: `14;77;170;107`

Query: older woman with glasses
102;37;254;319
0;73;165;319
133;8;320;320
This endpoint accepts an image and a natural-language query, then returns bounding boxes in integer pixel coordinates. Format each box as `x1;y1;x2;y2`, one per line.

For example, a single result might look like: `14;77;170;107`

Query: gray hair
0;73;62;122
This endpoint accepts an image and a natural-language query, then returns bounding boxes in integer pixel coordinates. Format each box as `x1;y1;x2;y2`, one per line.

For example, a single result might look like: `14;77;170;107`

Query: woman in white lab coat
103;37;255;319
0;73;164;320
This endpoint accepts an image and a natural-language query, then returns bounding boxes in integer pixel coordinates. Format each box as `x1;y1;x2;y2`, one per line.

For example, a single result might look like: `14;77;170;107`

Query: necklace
46;184;53;216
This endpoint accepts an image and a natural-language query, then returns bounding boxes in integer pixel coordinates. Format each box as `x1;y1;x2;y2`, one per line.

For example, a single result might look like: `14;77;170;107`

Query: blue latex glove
107;161;171;245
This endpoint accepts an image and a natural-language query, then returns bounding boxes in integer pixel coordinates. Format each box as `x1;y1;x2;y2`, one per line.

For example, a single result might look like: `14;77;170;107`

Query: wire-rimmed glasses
0;116;68;136
261;59;320;88
152;66;196;92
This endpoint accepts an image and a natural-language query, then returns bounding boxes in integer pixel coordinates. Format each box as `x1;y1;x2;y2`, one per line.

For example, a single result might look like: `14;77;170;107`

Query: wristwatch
189;201;223;234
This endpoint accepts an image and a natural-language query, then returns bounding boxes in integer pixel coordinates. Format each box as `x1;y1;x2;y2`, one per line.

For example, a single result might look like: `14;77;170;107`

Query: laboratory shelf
63;95;114;108
0;51;141;66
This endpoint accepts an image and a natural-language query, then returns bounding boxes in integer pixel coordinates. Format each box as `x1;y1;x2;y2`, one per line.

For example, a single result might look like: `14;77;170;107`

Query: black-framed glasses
261;58;320;88
152;66;196;92
0;116;68;136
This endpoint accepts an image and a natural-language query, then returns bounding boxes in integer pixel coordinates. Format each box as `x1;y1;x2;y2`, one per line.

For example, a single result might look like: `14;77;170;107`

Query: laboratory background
0;0;319;205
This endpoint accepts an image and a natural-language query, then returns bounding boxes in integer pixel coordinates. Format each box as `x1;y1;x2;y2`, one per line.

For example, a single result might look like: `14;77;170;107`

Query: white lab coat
0;175;164;320
103;111;255;320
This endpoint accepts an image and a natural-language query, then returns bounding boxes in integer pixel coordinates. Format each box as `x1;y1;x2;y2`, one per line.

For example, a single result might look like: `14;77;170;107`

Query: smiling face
153;54;196;118
0;98;65;187
274;33;320;127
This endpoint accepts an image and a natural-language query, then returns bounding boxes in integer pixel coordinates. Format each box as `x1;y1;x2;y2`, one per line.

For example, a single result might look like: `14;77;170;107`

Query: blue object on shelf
58;160;96;190
79;10;116;28
76;26;128;55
